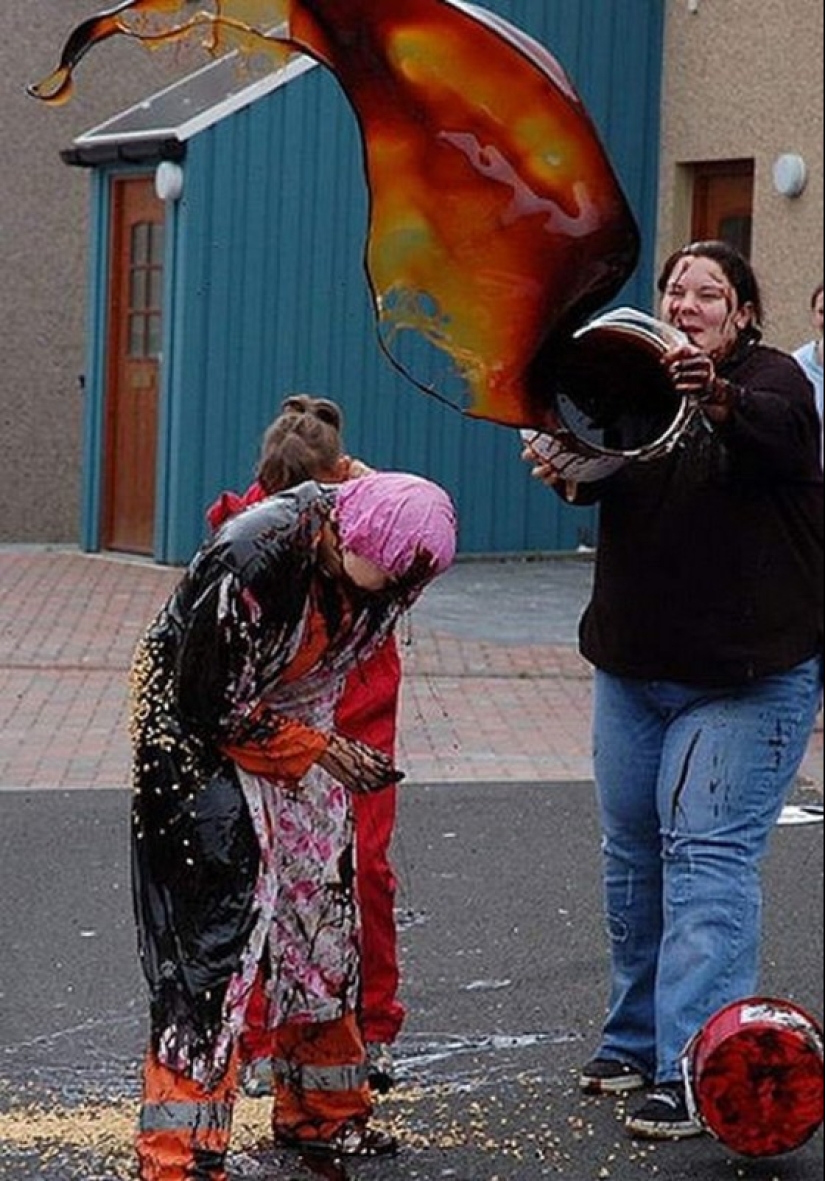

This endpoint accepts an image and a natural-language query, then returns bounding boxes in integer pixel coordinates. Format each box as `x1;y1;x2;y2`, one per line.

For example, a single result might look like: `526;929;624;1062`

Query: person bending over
208;394;407;1095
131;471;457;1176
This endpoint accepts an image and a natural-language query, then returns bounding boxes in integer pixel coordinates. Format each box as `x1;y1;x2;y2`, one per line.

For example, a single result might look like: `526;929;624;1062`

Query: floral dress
130;485;400;1084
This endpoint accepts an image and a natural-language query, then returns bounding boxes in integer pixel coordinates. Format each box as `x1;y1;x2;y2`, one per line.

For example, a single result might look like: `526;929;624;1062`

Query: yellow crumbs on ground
0;1079;672;1176
0;1099;135;1149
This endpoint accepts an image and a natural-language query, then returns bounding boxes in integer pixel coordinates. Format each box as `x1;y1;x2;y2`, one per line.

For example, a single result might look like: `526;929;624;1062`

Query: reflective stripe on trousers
271;1011;373;1143
136;1049;238;1181
272;1059;368;1092
140;1100;233;1134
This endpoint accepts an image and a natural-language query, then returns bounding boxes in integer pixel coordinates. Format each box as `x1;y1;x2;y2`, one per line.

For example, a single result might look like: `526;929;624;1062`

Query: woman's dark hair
811;281;824;309
257;396;345;493
657;240;764;342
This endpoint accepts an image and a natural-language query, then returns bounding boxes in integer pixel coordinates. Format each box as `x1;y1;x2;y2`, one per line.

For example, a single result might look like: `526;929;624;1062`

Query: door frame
101;175;164;554
80;164;176;561
691;159;755;257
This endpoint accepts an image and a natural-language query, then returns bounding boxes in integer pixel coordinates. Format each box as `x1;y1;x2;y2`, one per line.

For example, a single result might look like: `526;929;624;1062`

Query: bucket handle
680;1030;707;1131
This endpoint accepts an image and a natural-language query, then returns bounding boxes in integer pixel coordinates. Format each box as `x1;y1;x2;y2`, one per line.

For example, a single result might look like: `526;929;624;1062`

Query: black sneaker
626;1083;704;1140
580;1057;648;1095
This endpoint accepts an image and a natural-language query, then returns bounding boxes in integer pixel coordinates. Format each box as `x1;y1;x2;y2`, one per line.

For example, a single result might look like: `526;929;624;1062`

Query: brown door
692;160;755;258
102;176;165;554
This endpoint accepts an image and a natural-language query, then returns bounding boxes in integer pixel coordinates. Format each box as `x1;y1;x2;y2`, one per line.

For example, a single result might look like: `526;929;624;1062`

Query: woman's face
660;255;753;360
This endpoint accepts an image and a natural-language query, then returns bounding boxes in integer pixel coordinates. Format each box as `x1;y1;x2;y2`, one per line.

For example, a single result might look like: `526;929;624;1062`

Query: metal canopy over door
103;176;164;554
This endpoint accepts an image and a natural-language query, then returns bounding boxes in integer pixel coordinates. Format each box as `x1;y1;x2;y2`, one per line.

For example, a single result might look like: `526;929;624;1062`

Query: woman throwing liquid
525;240;823;1141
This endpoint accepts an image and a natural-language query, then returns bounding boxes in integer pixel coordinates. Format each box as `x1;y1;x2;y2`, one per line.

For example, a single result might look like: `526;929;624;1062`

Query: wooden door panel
103;177;164;554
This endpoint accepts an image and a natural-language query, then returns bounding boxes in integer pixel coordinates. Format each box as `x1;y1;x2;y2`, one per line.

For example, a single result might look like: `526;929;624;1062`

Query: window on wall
691;160;755;258
128;221;165;358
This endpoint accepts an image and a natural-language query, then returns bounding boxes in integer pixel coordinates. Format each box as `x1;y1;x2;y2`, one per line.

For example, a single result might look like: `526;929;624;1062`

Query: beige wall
0;3;200;543
658;0;824;351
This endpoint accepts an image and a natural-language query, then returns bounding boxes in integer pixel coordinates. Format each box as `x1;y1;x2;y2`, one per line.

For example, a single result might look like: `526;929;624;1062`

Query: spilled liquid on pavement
0;1027;582;1177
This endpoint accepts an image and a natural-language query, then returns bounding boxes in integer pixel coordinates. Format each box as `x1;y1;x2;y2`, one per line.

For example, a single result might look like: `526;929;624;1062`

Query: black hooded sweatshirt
576;342;823;686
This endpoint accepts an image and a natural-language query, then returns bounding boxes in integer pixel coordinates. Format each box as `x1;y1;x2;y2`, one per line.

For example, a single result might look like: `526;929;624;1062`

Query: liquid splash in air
29;0;640;429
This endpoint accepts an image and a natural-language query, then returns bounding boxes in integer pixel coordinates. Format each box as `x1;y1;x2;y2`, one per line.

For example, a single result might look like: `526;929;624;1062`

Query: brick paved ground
0;546;821;793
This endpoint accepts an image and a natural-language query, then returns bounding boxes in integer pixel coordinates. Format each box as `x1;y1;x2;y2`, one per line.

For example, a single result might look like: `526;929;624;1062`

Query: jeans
591;657;823;1085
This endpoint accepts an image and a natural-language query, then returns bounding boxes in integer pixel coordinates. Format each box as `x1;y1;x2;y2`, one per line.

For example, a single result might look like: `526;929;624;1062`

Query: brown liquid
30;0;640;428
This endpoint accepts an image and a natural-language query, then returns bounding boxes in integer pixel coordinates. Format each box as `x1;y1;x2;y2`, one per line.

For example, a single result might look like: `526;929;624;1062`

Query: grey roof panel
70;48;316;152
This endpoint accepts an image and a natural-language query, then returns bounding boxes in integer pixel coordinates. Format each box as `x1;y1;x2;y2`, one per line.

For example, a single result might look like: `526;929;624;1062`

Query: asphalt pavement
0;547;822;1179
0;784;822;1181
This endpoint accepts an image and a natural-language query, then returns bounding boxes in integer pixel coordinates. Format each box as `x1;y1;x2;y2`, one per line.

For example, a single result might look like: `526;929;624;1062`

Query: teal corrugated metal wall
81;169;112;553
121;0;665;563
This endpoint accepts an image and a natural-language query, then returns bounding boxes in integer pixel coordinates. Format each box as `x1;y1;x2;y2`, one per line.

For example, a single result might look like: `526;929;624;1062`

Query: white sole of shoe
626;1118;704;1141
580;1074;647;1096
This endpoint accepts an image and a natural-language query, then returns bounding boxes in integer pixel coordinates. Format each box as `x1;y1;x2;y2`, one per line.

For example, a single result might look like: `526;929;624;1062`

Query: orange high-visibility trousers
271;1011;372;1142
136;1049;239;1181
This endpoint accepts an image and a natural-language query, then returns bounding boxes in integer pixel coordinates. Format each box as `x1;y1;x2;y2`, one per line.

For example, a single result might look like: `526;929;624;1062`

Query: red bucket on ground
682;997;824;1158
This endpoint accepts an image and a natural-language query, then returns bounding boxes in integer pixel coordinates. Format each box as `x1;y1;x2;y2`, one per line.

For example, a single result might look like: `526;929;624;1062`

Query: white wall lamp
772;153;808;199
155;160;185;203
